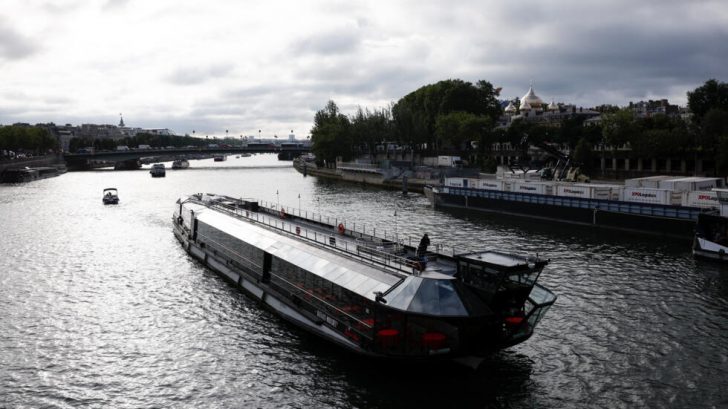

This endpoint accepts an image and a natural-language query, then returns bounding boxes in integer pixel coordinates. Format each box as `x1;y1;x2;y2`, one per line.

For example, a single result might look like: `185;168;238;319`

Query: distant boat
0;166;63;183
172;159;189;169
694;188;728;261
102;188;119;205
150;163;166;177
213;155;227;162
241;153;252;157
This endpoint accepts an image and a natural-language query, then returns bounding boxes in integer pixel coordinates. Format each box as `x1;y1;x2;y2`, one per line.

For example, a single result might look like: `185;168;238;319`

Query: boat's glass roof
384;276;488;317
194;208;401;301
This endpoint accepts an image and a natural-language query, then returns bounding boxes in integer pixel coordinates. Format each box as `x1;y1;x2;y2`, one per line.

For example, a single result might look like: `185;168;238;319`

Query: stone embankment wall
292;158;438;193
0;155;64;174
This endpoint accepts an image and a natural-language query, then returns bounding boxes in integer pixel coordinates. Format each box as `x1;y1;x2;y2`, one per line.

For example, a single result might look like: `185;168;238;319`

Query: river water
1;154;727;409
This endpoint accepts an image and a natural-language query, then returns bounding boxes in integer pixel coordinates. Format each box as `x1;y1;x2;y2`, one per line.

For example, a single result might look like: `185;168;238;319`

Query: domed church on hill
498;83;599;128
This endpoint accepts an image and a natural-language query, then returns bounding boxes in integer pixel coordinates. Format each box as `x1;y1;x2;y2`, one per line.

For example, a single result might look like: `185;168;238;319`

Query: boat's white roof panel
195;209;401;300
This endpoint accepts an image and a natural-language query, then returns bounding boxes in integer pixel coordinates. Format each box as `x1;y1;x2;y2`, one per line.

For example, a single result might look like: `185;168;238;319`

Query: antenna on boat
394;209;399;245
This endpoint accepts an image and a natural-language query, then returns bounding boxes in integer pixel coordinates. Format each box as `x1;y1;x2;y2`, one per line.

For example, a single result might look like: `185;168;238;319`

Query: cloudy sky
1;0;726;137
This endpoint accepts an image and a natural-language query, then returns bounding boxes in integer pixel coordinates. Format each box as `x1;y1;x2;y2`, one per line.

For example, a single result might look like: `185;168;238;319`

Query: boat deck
191;195;458;280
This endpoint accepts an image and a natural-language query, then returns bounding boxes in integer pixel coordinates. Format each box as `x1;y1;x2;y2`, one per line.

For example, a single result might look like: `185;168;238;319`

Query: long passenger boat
173;193;556;366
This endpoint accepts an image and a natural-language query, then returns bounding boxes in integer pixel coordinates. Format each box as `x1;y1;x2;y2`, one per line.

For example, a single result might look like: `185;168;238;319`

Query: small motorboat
102;188;119;205
172;159;189;169
150;163;166;177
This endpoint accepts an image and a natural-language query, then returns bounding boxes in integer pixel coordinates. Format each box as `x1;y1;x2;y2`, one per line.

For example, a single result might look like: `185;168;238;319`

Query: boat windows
385;277;470;316
408;279;468;316
196;221;264;277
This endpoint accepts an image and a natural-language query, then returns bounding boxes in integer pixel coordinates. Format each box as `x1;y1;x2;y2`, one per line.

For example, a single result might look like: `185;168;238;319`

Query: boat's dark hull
173;221;392;358
171;201;548;365
428;186;698;239
1;167;61;183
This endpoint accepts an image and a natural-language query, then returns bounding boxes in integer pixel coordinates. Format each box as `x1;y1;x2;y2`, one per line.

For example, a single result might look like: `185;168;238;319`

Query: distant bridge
63;145;310;169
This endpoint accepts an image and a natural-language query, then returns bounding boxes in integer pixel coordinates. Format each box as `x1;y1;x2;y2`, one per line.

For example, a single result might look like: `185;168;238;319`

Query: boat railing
203;199;423;276
255;199;462;257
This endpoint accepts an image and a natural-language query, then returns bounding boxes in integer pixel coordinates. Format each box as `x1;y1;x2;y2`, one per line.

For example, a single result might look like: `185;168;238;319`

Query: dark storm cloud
167;64;234;86
463;3;728;105
0;17;39;60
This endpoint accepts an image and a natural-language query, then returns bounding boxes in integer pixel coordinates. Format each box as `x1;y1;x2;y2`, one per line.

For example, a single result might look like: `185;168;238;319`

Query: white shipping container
642;176;679;189
671;191;686;206
623;187;673;205
660;177;721;192
444;178;463;187
556;184;612;199
576;183;624;200
682;190;719;208
512;181;554;195
444;178;478;188
478;179;506;191
624;175;675;188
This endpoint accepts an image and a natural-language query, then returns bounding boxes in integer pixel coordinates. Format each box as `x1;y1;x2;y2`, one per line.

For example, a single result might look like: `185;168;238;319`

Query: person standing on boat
417;233;430;259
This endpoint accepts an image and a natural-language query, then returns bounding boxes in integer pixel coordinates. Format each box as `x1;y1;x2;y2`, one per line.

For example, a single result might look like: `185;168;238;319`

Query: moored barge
173;194;556;365
424;174;727;239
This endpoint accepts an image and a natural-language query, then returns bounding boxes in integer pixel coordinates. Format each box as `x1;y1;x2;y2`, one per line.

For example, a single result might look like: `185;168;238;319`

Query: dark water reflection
1;154;727;408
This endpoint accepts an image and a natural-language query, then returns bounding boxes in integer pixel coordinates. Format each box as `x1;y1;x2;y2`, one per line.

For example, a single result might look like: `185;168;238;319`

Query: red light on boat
504;316;524;325
422;332;447;350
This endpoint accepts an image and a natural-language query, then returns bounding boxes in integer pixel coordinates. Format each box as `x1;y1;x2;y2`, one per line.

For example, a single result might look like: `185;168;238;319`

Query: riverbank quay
0;154;67;183
292;156;449;193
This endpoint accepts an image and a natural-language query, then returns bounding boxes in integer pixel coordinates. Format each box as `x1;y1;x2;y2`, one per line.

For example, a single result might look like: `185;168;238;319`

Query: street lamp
276;189;279;210
298;193;301;215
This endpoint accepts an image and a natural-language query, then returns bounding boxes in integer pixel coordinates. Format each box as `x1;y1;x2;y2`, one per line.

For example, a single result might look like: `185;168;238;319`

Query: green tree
434;111;491;150
572;137;593;175
688;79;728;122
350;105;395;155
392;79;502;151
0;125;57;153
310;100;353;165
601;109;637;151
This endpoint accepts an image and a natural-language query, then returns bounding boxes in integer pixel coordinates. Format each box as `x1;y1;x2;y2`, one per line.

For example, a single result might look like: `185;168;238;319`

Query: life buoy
280;209;286;219
338;223;345;234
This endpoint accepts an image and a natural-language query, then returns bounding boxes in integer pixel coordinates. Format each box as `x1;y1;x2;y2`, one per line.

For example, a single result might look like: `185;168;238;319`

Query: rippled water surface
1;154;727;408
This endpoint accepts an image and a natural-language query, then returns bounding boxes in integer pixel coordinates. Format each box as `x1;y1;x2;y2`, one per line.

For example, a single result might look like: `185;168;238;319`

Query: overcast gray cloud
0;0;727;136
167;64;234;86
291;30;362;56
0;17;39;60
